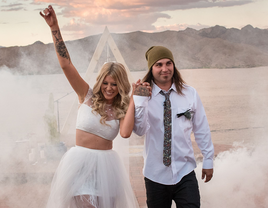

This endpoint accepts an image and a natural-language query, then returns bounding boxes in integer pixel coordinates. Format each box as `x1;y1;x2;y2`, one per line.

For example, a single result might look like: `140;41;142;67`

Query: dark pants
144;171;200;208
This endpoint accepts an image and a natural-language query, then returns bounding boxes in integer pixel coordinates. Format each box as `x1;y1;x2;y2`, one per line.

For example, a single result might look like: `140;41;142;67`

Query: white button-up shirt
133;82;214;185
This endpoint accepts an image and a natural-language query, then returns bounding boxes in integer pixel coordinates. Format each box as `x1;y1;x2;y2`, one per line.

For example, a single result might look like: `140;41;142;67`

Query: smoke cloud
0;66;74;208
196;140;268;208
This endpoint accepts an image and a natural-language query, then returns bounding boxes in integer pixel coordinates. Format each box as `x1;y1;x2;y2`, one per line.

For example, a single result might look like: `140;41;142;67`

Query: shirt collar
152;82;177;97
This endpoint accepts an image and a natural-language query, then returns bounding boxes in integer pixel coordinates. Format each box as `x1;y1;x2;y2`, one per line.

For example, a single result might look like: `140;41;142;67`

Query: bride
40;5;150;208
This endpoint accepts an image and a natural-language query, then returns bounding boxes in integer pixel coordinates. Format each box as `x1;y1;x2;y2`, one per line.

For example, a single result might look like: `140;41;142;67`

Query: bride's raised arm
40;5;89;103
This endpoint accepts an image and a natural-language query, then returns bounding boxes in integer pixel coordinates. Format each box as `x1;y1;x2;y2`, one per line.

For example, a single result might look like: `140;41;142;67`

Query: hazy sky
0;0;268;47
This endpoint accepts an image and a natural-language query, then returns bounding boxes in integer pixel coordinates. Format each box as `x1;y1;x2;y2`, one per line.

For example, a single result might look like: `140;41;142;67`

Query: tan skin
40;5;151;151
136;58;213;183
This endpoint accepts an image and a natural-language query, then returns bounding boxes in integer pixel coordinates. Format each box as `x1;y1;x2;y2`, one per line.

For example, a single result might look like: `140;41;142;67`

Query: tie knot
160;90;172;99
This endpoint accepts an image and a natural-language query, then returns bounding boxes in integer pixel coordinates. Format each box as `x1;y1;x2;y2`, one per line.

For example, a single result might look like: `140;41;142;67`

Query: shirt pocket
176;108;194;133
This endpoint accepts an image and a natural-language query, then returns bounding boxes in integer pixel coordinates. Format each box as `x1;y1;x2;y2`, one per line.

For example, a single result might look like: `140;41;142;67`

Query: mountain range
1;24;268;75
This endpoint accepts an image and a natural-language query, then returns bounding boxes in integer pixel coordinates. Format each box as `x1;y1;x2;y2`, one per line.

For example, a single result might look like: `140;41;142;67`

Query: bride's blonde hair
92;62;131;124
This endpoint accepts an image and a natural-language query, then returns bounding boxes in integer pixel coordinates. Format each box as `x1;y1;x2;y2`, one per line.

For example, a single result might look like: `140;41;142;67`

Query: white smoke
0;66;74;208
0;67;45;135
196;139;268;208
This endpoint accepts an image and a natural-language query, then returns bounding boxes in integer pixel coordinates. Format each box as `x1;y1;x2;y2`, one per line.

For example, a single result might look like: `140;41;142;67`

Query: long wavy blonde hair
91;62;131;124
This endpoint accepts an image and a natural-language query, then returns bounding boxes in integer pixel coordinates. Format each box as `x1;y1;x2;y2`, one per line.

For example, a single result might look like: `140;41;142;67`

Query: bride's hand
40;5;58;28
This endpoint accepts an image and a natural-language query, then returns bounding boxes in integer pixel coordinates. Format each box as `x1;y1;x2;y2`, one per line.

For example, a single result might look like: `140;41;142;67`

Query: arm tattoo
134;85;150;96
52;30;70;61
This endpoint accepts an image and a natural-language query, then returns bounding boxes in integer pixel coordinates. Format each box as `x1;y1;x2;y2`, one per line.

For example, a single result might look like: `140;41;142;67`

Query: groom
133;46;214;208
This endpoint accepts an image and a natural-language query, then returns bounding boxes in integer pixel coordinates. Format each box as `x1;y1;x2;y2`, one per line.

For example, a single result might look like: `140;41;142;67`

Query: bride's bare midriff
76;129;113;150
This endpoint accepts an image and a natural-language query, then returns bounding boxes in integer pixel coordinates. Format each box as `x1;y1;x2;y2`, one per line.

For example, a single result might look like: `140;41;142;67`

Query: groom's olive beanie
145;46;175;70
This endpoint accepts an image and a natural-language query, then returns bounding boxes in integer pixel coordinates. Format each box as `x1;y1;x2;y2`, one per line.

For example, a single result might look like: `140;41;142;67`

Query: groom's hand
134;85;150;96
133;80;151;96
202;169;213;183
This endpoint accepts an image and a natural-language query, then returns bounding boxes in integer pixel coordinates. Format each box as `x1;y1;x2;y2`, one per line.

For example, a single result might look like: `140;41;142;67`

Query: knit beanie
145;46;175;70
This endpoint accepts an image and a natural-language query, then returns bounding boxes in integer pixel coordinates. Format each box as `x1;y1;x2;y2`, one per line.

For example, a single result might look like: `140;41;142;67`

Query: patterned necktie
160;90;172;166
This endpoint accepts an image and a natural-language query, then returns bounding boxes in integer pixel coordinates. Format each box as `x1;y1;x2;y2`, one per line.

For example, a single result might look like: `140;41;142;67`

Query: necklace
105;104;113;116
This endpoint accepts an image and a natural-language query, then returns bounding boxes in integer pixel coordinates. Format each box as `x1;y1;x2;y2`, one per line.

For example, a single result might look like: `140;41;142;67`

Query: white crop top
76;87;120;141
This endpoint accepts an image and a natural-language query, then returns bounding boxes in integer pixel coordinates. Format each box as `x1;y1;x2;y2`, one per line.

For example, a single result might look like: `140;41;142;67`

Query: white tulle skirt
46;145;139;208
